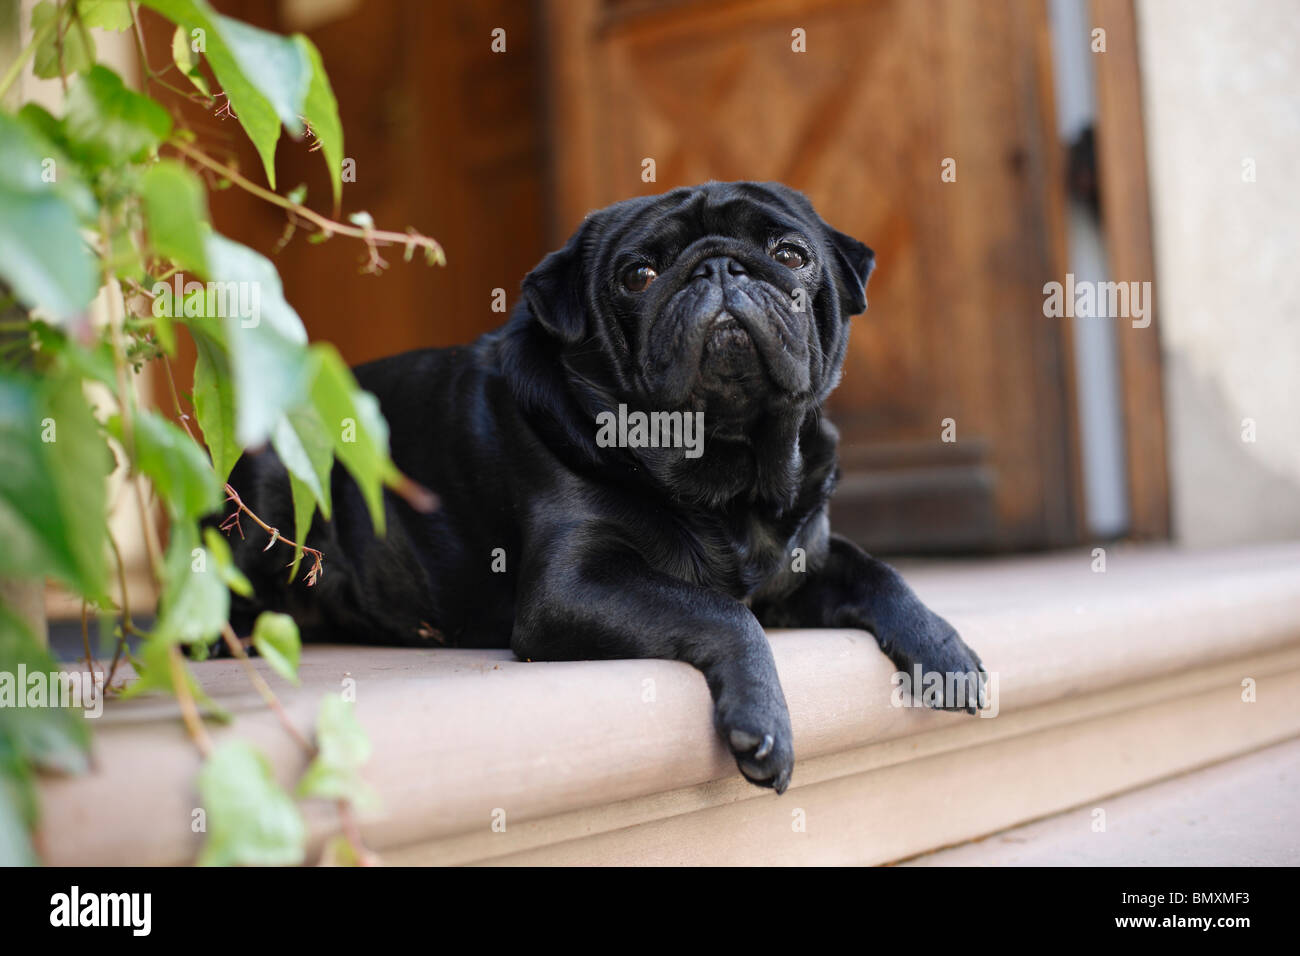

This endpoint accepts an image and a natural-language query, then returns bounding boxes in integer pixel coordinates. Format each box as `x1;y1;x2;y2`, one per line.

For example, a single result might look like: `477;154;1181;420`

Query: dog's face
523;182;875;427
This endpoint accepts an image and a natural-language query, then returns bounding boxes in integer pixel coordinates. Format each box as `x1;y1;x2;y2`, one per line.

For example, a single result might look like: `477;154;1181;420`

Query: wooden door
156;0;1144;555
542;0;1083;552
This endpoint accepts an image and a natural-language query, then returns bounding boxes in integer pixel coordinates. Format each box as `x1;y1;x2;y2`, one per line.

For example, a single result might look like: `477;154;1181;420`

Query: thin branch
219;622;312;753
220;623;375;865
168;138;446;270
79;601;102;684
128;2;208;104
104;532;137;692
109;275;165;585
336;801;378;866
159;357;326;586
168;644;212;757
222;484;324;586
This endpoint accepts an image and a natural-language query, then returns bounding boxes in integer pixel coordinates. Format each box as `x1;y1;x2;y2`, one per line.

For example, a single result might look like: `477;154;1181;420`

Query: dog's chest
676;507;809;601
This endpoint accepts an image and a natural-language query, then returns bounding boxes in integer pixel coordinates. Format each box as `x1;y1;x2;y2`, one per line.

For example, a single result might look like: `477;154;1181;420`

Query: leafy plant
0;0;442;865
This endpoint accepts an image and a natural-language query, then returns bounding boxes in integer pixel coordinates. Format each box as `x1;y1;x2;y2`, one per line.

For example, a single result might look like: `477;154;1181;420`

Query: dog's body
227;182;985;791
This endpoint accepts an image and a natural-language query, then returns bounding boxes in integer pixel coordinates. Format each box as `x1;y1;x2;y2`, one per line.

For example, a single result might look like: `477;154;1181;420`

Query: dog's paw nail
773;768;791;794
717;696;794;792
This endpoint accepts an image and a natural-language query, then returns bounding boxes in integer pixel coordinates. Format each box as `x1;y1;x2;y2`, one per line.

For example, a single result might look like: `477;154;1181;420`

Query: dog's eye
772;245;806;270
622;265;658;293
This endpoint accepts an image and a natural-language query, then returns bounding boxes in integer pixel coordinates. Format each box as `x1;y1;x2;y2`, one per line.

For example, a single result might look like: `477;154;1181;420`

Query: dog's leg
513;543;794;792
758;534;986;713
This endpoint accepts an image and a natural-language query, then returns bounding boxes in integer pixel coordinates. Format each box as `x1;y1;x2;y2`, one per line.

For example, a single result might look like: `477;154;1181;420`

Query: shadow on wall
1166;353;1300;547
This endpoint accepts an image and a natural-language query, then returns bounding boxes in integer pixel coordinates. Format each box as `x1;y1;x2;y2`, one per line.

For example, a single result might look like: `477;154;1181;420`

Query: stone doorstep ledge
36;542;1300;866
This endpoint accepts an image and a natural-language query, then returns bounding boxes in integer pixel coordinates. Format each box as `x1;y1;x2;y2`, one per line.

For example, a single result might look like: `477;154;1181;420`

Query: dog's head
513;182;873;506
524;182;873;418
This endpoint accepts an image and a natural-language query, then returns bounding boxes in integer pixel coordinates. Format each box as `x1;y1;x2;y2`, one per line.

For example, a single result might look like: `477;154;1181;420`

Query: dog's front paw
714;685;795;794
883;611;987;715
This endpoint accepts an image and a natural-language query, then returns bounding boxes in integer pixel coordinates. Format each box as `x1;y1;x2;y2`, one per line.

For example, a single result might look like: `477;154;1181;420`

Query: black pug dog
226;181;986;792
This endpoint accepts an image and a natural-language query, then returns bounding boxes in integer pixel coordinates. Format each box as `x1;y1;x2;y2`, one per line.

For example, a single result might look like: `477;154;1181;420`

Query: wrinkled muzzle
640;254;813;410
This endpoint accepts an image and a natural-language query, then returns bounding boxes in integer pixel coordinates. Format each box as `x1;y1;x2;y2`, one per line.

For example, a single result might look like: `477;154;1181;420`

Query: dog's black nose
691;256;747;281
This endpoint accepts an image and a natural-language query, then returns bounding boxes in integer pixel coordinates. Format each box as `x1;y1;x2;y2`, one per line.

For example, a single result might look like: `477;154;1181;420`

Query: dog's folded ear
826;228;875;317
521;220;591;344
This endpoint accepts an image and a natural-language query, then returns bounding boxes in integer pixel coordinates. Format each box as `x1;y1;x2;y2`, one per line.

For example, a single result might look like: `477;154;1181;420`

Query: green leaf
0;754;38;866
317;833;362;867
149;520;228;645
0;112;99;321
203;527;251;598
308;346;395;533
79;0;133;31
197;740;306;866
0;735;38;831
107;223;148;288
14;102;66;149
117;638;227;721
28;322;117;388
190;330;239;482
32;1;95;78
63;65;172;167
272;401;333;581
152;312;177;357
213;14;309;137
272;403;332;517
143;1;280;187
108;408;221;521
285;472;314;581
0;601;91;866
143;1;341;191
14;105;95;218
297;695;377;810
201;232;311;447
298;36;343;208
251;611;300;686
0;372;111;599
140;160;210;275
0;603;92;777
169;24;210;96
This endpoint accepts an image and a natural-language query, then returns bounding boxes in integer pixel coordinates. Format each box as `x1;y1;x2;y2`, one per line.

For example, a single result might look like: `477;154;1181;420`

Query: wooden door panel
544;0;1079;552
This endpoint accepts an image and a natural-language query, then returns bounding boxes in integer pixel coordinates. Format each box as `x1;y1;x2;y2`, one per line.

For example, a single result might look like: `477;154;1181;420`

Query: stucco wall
1138;0;1300;545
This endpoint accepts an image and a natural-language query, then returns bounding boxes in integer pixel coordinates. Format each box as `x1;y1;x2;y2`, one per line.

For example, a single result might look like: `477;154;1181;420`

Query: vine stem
79;601;102;684
159;357;326;584
219;622;312;753
336;802;376;866
103;532;137;691
168;644;212;757
158;337;381;869
0;2;56;101
168;138;446;268
219;621;375;865
220;483;325;584
127;1;207;103
108;279;166;585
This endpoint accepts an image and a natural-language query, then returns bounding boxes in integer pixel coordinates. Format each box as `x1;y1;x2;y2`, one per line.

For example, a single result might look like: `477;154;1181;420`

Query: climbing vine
0;0;440;865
